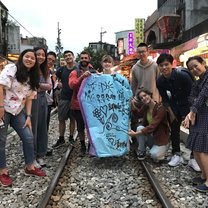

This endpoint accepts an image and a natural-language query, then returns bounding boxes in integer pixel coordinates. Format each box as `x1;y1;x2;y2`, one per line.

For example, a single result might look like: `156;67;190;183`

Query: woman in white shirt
0;49;46;187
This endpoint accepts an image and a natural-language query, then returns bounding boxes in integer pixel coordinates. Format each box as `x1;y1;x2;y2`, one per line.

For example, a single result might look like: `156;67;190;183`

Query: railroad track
140;160;173;208
1;113;206;208
37;142;75;208
37;142;173;208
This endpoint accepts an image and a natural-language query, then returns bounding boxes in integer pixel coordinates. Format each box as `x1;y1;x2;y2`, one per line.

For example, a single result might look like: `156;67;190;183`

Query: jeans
32;92;48;158
136;125;168;160
0;110;34;168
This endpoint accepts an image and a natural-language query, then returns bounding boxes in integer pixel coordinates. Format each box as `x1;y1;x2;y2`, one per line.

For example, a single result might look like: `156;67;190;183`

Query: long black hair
34;46;49;80
15;49;39;90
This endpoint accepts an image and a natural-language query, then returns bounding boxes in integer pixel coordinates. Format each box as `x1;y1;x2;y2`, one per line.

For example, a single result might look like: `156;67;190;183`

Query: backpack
176;67;195;82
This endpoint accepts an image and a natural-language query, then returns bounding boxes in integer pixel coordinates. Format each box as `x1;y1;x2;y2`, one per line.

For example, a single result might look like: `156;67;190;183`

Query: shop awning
157;14;181;39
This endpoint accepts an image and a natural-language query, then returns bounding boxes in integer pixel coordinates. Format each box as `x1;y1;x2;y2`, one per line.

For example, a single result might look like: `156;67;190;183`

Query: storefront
0;55;13;71
171;33;208;66
114;53;138;80
7;54;19;62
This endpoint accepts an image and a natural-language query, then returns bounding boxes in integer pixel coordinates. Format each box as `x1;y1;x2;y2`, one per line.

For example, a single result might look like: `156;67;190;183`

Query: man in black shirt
156;53;194;167
52;50;76;148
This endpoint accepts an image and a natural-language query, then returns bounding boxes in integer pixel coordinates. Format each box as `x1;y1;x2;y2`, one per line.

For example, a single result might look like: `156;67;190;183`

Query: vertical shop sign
135;18;145;46
117;38;124;55
128;32;134;55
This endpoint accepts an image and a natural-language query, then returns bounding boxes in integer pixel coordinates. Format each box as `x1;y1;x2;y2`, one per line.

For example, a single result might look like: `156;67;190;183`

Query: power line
5;10;53;51
7;12;35;37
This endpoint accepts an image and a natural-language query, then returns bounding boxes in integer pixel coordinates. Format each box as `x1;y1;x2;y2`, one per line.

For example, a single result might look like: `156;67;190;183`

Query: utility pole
100;27;107;51
55;22;63;58
100;27;107;43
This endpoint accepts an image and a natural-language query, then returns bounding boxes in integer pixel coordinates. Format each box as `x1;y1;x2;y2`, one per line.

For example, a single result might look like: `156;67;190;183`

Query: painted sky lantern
78;73;133;157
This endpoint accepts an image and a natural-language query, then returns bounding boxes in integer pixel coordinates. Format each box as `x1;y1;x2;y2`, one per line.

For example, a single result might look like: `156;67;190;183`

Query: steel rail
140;160;174;208
37;143;74;208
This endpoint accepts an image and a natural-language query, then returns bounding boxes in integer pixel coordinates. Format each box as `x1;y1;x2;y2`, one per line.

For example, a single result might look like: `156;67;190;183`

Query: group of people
0;48;115;187
0;43;207;193
129;43;208;193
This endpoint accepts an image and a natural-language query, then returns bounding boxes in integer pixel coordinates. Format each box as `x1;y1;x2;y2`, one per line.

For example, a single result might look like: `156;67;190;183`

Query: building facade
1;1;48;61
0;1;8;56
20;36;47;52
115;30;135;58
89;42;116;58
7;22;20;57
144;0;208;64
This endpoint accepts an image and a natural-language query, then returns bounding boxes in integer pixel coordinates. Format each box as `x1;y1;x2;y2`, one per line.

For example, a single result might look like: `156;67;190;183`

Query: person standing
156;53;193;167
183;56;208;192
52;50;76;148
46;51;57;131
130;43;160;135
69;51;96;156
32;47;52;167
0;49;46;187
131;42;160;102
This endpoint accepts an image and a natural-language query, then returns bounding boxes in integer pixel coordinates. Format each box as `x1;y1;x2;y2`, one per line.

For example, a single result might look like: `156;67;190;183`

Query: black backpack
176;67;195;82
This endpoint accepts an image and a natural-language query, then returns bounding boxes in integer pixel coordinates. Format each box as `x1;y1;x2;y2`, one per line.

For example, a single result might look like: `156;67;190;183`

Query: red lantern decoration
157;14;181;39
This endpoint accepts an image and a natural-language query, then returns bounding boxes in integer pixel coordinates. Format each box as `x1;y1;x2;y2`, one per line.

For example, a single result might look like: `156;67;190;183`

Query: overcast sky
2;0;157;55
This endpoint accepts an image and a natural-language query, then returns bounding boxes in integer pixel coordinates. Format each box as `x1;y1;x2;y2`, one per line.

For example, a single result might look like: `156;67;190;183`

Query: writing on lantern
78;74;132;157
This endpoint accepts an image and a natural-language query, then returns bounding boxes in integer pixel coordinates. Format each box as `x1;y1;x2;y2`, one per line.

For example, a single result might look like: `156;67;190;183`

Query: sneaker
37;158;46;167
188;159;201;172
33;159;41;169
153;156;165;163
79;145;86;157
168;154;184;167
52;138;65;149
156;155;165;161
137;152;146;160
195;183;208;193
46;148;53;156
135;149;140;156
25;167;46;177
0;174;12;187
68;136;75;147
192;177;206;185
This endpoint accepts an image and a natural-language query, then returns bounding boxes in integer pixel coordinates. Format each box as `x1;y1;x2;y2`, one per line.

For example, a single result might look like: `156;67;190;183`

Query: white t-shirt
0;64;36;115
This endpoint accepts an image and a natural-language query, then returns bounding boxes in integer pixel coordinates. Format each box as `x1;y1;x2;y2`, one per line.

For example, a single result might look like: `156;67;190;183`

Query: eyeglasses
47;58;56;62
137;50;147;54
